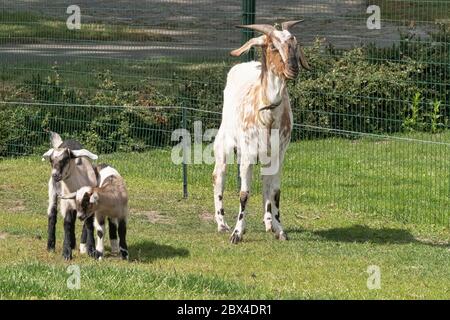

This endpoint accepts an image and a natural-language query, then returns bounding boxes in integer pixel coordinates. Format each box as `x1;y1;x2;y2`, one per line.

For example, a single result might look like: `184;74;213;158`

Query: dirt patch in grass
0;232;8;240
8;200;26;213
416;237;450;247
0;184;16;191
132;210;175;225
199;212;214;222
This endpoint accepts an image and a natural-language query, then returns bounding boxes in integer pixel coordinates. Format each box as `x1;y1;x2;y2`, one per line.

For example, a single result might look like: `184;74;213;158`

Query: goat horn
60;192;76;200
281;20;304;31
236;24;275;35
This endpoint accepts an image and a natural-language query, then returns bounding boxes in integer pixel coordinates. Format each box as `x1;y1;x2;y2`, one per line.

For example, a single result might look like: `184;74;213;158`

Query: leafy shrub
1;30;449;156
0;66;179;156
289;35;448;139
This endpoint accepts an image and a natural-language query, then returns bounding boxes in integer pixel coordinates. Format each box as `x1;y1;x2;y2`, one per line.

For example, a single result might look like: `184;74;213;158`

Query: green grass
369;0;450;23
0;135;449;299
0;11;172;44
0;57;230;105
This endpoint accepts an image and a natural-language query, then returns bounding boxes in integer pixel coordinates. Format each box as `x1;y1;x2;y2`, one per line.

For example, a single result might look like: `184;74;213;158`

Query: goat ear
298;46;311;71
230;35;266;57
90;192;99;204
60;192;76;200
42;148;54;161
50;132;63;149
70;149;98;161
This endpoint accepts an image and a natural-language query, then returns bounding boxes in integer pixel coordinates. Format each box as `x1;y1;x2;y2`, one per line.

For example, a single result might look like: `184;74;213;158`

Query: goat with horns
212;21;310;244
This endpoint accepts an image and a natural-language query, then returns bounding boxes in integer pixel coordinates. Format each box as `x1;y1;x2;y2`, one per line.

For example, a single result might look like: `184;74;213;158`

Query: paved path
0;0;433;62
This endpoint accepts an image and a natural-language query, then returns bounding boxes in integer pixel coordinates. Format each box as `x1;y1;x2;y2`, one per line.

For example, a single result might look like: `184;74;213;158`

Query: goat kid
213;21;310;244
42;132;98;260
62;164;129;260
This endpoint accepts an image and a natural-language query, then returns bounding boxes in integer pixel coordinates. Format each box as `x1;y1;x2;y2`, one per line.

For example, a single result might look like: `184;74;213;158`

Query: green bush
0;30;449;156
0;66;179;156
289;37;448;139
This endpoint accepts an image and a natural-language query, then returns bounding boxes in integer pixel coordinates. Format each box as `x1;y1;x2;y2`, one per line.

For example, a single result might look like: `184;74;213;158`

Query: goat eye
270;44;276;51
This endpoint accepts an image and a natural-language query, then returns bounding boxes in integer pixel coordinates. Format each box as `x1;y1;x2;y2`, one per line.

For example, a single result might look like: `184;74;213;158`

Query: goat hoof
87;248;96;258
217;224;230;233
47;244;55;252
276;232;288;241
230;230;242;244
120;250;129;260
93;250;103;260
62;249;72;261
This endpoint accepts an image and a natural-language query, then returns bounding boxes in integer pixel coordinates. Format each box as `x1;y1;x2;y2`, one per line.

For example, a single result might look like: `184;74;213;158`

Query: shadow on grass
311;225;449;248
130;240;189;263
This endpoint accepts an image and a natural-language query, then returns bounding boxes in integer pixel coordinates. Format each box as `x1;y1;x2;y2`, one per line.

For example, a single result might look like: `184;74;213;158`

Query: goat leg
118;219;128;260
62;210;75;260
84;216;96;257
47;178;58;251
108;218;119;254
70;210;76;250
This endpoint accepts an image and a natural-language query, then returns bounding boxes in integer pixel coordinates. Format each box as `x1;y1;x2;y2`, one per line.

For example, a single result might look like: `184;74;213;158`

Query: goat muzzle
52;173;62;182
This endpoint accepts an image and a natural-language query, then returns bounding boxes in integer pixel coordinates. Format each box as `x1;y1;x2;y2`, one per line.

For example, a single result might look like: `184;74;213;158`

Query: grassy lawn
0;135;449;299
0;11;172;44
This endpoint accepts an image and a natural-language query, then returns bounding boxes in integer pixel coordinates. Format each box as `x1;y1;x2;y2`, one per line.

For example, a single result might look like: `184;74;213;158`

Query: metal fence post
237;0;256;190
182;105;188;198
242;0;256;61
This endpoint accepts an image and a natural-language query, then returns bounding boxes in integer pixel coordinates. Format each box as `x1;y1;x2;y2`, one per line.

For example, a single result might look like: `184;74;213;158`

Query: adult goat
42;132;98;260
213;21;310;244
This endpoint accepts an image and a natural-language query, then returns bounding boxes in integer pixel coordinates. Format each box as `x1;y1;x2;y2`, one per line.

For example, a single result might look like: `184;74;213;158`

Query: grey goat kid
62;164;129;260
42;132;98;260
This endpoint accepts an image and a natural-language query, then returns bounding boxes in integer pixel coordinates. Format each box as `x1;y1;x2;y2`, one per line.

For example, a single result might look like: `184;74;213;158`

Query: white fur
98;166;121;187
94;217;104;257
110;239;119;254
213;37;294;243
79;243;87;254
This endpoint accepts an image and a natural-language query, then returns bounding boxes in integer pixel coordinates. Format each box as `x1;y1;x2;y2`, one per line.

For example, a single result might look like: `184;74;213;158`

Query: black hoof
230;231;242;244
93;250;103;260
120;249;129;260
63;248;72;261
87;247;96;258
47;244;55;252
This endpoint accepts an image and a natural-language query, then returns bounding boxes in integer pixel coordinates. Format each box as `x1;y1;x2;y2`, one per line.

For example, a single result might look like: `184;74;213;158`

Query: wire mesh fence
0;1;449;226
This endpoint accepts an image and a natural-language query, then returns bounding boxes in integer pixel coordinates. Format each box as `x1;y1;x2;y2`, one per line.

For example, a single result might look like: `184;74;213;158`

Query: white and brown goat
62;164;129;260
213;21;310;243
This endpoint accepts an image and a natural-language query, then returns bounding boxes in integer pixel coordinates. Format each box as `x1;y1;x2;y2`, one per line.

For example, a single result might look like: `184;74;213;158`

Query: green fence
0;1;449;226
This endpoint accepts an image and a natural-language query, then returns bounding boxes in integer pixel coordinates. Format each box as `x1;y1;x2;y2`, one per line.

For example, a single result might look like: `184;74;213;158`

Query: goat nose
52;173;62;181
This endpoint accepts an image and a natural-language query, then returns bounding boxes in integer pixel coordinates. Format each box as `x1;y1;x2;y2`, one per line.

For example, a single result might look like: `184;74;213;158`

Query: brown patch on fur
265;38;285;77
240;86;260;129
280;103;292;139
212;173;217;185
240;191;249;203
239;191;249;211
